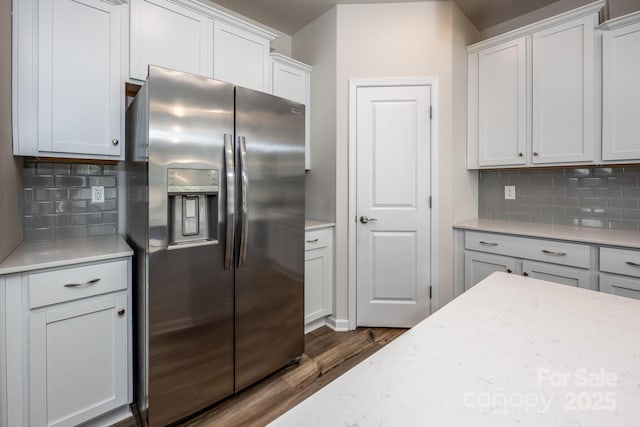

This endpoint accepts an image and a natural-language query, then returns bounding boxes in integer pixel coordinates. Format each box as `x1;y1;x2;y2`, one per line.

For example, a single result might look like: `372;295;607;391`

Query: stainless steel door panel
145;67;235;426
234;87;305;391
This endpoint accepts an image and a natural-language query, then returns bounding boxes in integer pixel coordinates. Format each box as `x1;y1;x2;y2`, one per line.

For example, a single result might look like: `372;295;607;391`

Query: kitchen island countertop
271;272;640;426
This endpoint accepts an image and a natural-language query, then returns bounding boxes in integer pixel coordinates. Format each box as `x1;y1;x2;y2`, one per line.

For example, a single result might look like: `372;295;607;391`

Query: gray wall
479;166;640;231
0;0;24;261
23;160;119;242
292;8;337;222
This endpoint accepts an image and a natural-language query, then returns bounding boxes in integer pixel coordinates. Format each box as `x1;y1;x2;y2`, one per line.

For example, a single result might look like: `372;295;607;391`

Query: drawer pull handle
306;238;319;243
479;241;498;246
542;250;567;257
626;261;640;268
64;278;101;288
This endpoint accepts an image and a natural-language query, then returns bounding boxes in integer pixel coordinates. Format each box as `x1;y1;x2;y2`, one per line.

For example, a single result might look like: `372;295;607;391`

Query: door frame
347;77;440;330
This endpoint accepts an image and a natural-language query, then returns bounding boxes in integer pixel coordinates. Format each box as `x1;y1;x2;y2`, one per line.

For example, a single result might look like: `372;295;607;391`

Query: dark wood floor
114;326;405;427
180;326;406;427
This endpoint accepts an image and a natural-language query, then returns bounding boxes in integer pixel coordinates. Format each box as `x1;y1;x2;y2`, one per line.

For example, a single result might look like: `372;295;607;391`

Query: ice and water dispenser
167;168;219;247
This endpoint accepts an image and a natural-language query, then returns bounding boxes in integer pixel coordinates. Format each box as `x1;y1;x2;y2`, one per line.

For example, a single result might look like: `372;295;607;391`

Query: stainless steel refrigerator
125;66;305;426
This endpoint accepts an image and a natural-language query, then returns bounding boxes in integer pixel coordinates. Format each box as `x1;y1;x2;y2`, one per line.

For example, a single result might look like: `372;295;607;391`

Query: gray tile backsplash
23;160;118;242
478;166;640;231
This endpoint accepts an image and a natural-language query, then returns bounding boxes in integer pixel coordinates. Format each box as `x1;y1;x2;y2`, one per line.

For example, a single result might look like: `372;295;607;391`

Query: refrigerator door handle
238;136;249;269
224;134;235;271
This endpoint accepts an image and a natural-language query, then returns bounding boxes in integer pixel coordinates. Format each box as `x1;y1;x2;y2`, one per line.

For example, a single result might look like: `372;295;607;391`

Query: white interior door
356;84;431;327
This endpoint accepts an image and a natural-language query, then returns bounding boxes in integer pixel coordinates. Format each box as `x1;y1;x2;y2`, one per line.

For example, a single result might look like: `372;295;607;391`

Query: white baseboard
325;316;350;332
81;404;132;426
304;317;328;334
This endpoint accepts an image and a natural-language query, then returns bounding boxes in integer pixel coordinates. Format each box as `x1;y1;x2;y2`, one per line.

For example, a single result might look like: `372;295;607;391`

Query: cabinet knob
523;272;529;277
518;153;523;157
112;138;119;146
506;268;512;274
117;309;125;316
533;152;539;156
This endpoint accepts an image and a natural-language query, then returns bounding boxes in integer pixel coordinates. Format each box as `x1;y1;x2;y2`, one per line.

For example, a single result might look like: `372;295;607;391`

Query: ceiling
210;0;562;34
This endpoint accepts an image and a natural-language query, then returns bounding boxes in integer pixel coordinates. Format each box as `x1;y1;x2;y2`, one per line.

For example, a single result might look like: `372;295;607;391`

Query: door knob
359;216;378;224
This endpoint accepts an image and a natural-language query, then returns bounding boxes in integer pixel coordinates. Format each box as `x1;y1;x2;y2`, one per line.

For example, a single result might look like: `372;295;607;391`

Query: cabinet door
522;260;590;289
129;0;214;80
272;56;311;169
600;273;640;300
602;21;640;161
29;292;128;427
213;21;271;92
304;244;332;325
464;251;517;291
38;0;123;157
532;16;595;164
477;38;527;167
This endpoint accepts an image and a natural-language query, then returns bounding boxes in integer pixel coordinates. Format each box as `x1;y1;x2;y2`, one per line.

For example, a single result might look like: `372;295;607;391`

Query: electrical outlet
504;185;516;200
91;186;105;204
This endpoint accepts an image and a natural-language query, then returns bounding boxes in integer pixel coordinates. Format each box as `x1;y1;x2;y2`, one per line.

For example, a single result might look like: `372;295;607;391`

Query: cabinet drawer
465;231;590;268
600;273;640;300
600;247;640;278
305;229;330;251
29;259;128;309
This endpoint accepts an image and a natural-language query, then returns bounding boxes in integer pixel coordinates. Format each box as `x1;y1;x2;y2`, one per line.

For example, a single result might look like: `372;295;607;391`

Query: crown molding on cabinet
172;0;278;41
599;10;640;30
270;53;313;72
467;0;606;53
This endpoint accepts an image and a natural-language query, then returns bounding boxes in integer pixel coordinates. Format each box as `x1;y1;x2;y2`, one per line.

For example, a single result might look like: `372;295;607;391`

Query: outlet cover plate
91;186;105;204
504;185;516;200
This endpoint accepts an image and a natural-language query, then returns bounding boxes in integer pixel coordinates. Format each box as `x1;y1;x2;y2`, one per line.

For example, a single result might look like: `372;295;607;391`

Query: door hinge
429;105;433;120
428;196;432;208
429;285;432;299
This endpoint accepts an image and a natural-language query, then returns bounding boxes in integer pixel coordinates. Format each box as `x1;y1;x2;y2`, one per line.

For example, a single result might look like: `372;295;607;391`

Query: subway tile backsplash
478;166;640;231
23;160;119;242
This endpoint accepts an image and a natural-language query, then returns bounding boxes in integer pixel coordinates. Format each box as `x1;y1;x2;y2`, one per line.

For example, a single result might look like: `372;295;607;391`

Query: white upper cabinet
271;53;312;169
128;0;276;92
467;1;604;169
129;0;214;81
532;16;595;164
476;38;527;167
601;12;640;161
13;0;125;159
213;20;274;92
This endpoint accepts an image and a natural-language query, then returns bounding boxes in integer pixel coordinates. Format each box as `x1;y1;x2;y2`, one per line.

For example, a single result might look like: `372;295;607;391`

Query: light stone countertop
454;218;640;249
0;235;133;275
305;219;335;231
271;272;640;426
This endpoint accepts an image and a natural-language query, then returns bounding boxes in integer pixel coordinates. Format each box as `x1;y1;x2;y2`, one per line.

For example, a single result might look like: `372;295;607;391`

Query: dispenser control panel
168;168;218;194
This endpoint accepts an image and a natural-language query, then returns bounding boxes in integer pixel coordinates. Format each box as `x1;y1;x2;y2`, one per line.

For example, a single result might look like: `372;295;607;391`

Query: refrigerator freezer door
144;67;235;426
234;87;306;391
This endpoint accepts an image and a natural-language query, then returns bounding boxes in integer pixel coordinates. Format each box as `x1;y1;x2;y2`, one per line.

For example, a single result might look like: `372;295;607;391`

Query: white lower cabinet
599;273;640;300
599;246;640;300
521;260;590;288
1;257;132;427
458;230;592;292
464;251;516;291
29;292;128;427
304;226;333;332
